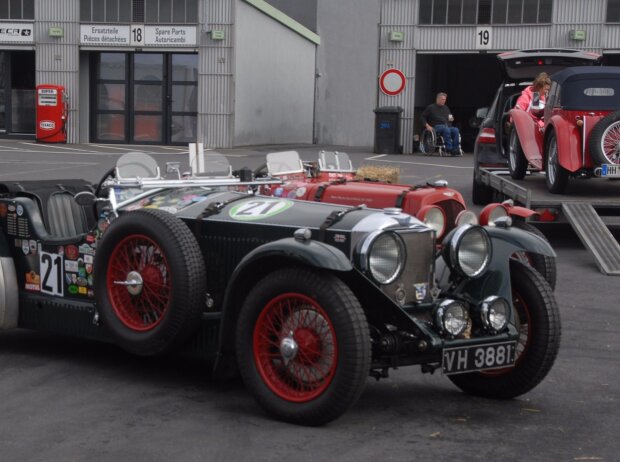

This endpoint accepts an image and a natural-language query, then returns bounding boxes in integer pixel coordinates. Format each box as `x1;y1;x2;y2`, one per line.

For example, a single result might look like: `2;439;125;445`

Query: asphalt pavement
0;139;617;461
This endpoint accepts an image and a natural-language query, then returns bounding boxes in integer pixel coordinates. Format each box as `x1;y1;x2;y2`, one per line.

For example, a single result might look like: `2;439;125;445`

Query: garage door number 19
476;27;492;50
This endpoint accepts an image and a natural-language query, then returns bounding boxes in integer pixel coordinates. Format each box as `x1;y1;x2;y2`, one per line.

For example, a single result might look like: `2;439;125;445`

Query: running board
562;202;620;275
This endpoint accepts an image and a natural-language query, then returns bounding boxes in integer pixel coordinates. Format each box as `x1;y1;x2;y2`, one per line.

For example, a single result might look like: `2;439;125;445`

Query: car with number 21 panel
0;151;560;425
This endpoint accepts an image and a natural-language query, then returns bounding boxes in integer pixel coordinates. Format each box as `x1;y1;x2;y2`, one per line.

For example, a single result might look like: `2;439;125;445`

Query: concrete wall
314;0;380;148
234;0;315;146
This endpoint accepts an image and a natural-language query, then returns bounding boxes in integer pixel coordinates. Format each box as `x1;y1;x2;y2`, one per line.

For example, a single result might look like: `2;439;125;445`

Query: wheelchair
418;127;463;156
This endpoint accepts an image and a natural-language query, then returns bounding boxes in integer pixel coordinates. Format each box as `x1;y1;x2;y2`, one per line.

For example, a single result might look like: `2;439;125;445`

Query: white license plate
601;164;620;177
442;341;517;375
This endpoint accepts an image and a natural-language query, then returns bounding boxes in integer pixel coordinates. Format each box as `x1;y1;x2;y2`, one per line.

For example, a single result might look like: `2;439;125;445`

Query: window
80;0;197;23
418;0;553;24
0;0;34;19
608;0;620;22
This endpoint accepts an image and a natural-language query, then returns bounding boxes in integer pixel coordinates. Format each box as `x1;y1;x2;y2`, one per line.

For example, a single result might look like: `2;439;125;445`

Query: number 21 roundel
229;199;293;221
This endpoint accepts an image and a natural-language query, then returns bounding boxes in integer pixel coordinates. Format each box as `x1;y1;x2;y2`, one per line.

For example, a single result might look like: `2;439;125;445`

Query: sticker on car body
229;199;293;221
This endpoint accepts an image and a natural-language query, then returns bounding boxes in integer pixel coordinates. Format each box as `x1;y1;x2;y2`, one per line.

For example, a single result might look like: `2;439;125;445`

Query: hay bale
355;165;400;184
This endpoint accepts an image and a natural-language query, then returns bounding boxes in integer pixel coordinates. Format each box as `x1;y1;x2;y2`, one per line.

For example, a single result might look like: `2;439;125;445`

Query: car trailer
478;167;620;275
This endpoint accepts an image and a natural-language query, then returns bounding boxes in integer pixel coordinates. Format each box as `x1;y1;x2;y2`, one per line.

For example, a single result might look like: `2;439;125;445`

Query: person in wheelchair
420;92;461;156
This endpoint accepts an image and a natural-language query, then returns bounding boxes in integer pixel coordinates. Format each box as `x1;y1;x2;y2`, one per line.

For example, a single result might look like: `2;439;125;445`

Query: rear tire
236;268;370;426
545;132;569;194
508;127;528;180
448;260;560;399
472;175;493;205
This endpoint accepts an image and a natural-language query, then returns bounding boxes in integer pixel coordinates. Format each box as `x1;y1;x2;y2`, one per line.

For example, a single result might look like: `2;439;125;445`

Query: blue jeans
434;125;460;151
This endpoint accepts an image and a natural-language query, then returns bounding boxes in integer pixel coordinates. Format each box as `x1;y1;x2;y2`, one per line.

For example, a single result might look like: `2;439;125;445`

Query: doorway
0;50;36;136
91;52;198;145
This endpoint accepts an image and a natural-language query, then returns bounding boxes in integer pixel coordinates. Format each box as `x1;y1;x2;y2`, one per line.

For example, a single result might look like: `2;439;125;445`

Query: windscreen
560;77;620;110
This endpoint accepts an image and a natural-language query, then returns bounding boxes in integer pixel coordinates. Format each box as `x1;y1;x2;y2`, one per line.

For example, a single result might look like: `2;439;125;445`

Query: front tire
545;132;569;194
236;268;370;426
511;221;557;290
508;127;528;180
448;260;560;399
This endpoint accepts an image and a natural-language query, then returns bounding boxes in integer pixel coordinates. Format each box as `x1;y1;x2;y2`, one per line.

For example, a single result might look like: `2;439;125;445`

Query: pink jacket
515;86;546;113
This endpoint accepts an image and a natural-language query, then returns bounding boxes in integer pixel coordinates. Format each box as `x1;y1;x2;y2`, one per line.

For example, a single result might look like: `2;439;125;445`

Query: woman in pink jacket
515;72;552;127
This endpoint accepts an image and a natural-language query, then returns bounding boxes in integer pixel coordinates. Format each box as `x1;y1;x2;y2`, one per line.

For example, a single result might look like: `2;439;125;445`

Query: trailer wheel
448;260;560;399
94;209;206;356
588;110;620;166
508;127;528;180
545;132;569;194
236;268;370;426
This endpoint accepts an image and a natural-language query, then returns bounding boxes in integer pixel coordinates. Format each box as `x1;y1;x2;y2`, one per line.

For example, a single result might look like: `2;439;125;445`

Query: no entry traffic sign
379;68;406;96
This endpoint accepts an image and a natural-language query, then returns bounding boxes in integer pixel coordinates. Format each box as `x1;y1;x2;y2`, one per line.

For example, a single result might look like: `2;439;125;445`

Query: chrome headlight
455;210;478;227
478;296;510;332
479;204;508;226
445;225;492;278
435;299;469;336
417;205;446;239
362;232;405;285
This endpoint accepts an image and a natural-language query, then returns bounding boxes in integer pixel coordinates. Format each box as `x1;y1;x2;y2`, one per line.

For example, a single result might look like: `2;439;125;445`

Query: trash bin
373;106;403;154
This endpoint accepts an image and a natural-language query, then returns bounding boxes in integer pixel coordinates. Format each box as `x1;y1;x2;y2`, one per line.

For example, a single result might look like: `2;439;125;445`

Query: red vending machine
36;84;68;143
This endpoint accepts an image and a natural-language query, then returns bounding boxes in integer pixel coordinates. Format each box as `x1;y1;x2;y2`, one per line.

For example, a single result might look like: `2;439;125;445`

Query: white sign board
144;26;197;46
38;88;58;107
379;68;406;96
80;25;130;45
0;23;34;43
476;27;492;50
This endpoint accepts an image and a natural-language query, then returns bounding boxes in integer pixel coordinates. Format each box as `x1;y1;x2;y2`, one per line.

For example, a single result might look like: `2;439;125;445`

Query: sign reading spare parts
0;23;34;43
80;24;197;47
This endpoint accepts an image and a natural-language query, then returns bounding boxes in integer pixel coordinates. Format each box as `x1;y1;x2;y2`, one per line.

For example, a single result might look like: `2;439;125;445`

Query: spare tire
588;110;620;166
94;209;206;356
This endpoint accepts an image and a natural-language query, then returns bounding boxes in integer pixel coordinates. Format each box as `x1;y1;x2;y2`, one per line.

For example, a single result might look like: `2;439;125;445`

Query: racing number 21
40;251;63;297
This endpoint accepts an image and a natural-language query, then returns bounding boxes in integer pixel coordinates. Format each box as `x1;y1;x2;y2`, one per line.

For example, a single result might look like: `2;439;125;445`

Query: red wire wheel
253;293;338;402
106;234;171;332
236;268;370;425
94;209;206;356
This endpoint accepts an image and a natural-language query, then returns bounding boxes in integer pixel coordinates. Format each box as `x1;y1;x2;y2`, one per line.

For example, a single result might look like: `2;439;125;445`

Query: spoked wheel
236;268;370;426
448;260;560;399
545;131;569;194
510;221;557;290
588;110;620;166
508;127;528;180
419;130;435;155
94;209;206;356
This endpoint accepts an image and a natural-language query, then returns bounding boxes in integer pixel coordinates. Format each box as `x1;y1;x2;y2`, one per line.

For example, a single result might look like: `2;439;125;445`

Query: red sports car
508;66;620;193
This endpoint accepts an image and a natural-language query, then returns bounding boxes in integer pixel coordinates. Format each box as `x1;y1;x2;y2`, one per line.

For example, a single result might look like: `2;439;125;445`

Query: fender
510;109;544;168
444;225;555;304
213;237;353;375
506;205;537;219
0;256;19;329
547;115;583;172
0;231;11;258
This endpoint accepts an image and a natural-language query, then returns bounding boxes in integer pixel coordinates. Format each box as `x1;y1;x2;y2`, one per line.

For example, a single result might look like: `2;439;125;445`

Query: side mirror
74;191;98;206
475;107;489;119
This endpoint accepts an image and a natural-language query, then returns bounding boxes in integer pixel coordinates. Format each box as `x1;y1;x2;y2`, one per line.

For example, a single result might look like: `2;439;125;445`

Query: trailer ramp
562;202;620;275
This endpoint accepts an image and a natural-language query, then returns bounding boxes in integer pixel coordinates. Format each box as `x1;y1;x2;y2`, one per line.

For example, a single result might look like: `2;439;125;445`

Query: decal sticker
273;187;283;197
8;204;15;212
68;285;78;295
79;244;96;256
65;245;79;260
295;187;307;198
16;204;23;216
414;283;428;301
65;260;79;273
84;254;93;264
78;287;87;295
29;240;37;255
40;251;64;297
25;271;41;291
229;199;293;221
334;234;346;243
22;240;29;255
86;234;96;244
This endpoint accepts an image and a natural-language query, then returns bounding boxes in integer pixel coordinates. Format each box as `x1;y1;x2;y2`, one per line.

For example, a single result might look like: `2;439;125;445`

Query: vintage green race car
0;152;560;425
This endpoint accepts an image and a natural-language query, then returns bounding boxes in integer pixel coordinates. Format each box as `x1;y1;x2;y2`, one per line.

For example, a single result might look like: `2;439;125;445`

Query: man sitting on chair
420;92;461;156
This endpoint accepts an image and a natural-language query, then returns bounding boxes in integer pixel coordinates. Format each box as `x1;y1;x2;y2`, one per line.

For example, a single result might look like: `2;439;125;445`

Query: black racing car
0;152;560;425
